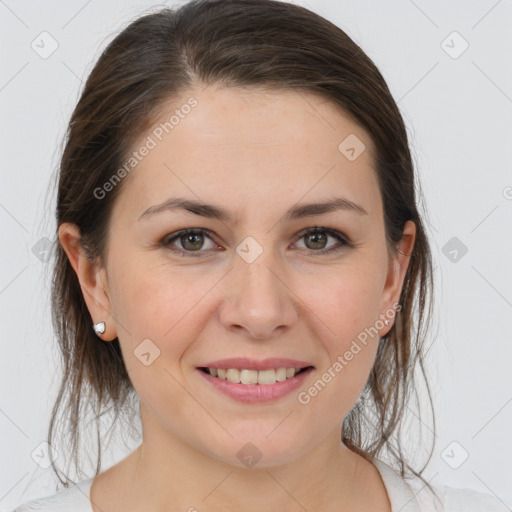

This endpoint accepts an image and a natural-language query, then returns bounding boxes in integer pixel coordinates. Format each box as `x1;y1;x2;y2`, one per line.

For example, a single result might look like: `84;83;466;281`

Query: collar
371;457;422;512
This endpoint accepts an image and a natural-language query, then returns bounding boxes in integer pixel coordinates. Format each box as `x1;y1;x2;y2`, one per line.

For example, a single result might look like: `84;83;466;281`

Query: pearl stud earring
93;321;106;336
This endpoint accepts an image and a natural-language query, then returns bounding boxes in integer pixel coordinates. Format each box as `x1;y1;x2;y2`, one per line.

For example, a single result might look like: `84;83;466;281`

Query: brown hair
49;0;437;499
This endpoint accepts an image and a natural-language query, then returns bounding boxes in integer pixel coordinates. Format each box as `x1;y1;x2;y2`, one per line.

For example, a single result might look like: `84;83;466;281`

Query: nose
218;246;298;340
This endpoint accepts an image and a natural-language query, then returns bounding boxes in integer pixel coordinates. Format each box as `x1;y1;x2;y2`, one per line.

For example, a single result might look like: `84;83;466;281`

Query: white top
11;458;512;512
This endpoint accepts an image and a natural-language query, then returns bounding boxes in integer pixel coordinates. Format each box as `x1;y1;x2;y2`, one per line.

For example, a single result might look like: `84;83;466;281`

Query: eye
293;227;351;255
161;226;351;258
162;228;219;257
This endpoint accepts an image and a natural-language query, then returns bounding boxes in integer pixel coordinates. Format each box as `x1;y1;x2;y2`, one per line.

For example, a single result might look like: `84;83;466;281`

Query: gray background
1;0;511;509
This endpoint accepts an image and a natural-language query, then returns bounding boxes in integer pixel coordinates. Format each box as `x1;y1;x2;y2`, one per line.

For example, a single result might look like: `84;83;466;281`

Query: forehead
114;84;381;222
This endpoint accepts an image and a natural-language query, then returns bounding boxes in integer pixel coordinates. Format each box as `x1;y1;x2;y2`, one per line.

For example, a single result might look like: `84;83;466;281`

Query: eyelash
161;227;352;258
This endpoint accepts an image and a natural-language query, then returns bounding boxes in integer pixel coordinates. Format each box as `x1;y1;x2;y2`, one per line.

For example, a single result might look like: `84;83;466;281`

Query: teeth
226;369;241;383
257;369;276;385
208;367;303;384
241;369;258;384
275;368;287;381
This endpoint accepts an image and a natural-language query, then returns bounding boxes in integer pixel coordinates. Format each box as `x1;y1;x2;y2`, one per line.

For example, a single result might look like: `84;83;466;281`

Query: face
65;84;414;469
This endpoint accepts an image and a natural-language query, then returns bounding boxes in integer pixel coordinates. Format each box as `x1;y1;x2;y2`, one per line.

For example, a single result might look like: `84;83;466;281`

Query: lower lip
196;367;314;403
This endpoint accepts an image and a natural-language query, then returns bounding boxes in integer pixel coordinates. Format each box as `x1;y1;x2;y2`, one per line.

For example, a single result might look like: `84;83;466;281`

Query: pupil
182;233;203;250
307;232;327;249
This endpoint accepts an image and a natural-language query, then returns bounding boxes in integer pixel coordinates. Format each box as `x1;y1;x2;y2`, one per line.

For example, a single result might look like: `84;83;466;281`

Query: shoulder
436;484;512;512
10;478;94;512
371;458;512;512
406;474;512;512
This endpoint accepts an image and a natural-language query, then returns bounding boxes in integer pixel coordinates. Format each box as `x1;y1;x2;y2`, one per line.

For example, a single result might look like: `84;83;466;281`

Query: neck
116;424;385;512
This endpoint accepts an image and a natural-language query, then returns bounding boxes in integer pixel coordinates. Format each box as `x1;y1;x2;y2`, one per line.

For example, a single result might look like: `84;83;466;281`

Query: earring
93;321;106;336
384;320;390;326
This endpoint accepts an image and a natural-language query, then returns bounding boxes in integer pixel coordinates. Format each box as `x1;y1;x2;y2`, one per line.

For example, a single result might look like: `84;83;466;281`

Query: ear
378;220;416;336
58;222;117;341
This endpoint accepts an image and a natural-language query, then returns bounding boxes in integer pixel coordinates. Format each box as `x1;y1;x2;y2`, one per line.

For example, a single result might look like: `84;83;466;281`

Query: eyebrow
138;196;368;222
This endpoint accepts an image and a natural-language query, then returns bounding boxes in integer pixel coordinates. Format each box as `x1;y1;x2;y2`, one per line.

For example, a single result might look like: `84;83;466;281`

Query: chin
203;431;310;470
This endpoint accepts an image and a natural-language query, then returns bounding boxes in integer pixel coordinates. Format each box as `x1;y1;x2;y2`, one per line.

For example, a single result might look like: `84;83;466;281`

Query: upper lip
198;357;314;371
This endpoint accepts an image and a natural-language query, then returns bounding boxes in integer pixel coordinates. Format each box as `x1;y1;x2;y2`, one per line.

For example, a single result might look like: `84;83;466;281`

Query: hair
49;0;438;501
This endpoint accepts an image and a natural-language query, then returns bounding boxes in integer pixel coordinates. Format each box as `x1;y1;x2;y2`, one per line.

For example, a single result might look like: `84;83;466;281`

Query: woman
11;1;511;511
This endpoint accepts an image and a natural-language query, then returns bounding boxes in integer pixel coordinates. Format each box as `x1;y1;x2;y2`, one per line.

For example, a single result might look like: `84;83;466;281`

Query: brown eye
162;226;351;258
162;228;218;257
179;232;205;251
304;231;328;250
294;227;351;255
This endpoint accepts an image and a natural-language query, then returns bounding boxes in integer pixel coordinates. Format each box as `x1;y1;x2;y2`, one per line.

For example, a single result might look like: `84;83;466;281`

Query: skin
59;84;415;512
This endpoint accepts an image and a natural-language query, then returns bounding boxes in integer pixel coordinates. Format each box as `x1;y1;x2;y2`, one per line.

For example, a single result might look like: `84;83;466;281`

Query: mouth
196;363;315;403
197;365;314;385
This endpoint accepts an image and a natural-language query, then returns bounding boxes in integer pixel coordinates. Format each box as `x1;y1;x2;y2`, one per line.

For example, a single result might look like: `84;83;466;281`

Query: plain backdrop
1;0;511;510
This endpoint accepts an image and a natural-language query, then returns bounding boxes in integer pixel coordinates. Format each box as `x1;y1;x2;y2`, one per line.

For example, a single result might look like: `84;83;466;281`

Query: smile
199;366;312;385
196;366;315;403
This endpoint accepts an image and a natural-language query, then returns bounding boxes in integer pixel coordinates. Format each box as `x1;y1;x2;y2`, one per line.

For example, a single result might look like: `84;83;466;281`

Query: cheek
106;259;209;404
294;265;384;403
302;264;384;341
108;255;216;351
